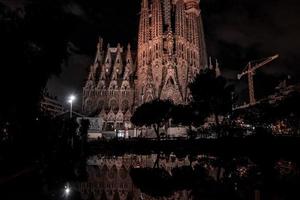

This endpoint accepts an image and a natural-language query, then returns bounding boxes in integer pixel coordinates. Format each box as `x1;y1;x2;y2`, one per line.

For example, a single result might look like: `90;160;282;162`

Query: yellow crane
237;54;279;106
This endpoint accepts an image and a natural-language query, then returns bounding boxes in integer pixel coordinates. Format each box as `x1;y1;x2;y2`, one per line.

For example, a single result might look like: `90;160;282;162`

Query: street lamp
68;95;76;118
67;95;76;149
64;184;71;198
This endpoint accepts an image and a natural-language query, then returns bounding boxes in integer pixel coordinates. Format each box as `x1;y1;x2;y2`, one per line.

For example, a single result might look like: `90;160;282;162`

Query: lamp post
68;95;76;118
64;183;71;198
68;95;76;149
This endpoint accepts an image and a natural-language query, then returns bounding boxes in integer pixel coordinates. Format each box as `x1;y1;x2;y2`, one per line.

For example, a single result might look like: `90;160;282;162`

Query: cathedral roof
85;38;137;90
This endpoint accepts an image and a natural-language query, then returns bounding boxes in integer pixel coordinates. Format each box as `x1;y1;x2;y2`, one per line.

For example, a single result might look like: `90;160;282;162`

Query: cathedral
82;0;210;131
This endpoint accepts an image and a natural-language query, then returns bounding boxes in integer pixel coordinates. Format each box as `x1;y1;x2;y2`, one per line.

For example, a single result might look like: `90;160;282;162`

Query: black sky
2;0;300;104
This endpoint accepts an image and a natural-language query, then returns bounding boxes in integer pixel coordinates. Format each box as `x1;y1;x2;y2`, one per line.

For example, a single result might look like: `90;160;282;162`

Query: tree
189;69;235;127
0;0;76;149
131;99;173;141
233;91;300;135
171;104;206;138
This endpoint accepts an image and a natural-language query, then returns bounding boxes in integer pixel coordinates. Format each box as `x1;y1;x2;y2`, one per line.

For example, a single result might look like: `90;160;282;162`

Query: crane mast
238;54;279;106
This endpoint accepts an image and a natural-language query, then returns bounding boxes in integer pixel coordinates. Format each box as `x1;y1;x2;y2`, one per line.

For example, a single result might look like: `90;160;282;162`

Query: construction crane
237;54;279;106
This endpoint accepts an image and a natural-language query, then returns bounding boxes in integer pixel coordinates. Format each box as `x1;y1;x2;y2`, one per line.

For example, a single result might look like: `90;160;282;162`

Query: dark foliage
131;99;173;140
171;104;206;128
233;91;300;135
0;0;75;148
189;69;235;126
130;167;173;197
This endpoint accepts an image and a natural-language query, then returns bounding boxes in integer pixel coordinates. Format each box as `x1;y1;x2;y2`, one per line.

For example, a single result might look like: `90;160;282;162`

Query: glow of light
65;185;71;196
68;95;76;104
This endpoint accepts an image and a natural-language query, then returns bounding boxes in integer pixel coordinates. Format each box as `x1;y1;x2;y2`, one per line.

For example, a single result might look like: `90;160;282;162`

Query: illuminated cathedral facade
82;0;213;131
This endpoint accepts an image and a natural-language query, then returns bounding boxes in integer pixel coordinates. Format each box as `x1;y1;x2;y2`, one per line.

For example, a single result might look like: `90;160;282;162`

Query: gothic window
85;99;92;109
122;100;129;112
106;59;109;64
105;103;110;112
166;77;175;87
102;165;108;176
119;165;128;179
98;100;105;111
94;166;101;178
110;99;118;113
108;165;118;179
146;94;153;102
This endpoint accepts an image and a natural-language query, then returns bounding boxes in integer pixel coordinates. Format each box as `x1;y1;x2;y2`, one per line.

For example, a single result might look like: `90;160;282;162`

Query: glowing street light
67;95;76;118
67;95;76;149
64;184;71;197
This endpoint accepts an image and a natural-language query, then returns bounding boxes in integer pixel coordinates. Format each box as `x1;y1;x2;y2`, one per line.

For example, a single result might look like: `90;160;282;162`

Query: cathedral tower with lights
82;0;214;131
136;0;208;105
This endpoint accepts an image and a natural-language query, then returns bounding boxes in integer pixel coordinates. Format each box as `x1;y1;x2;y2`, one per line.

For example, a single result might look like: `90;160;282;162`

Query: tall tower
136;0;207;105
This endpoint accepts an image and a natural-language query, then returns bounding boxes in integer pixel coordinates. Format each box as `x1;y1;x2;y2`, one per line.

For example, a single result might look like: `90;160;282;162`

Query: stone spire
94;37;103;64
126;43;133;65
198;0;208;68
135;0;209;105
142;0;148;8
144;65;155;103
138;0;150;47
209;56;213;70
123;43;133;80
163;0;172;31
121;43;133;90
175;0;185;38
103;43;112;75
111;43;122;81
152;0;163;39
86;65;95;83
215;59;221;77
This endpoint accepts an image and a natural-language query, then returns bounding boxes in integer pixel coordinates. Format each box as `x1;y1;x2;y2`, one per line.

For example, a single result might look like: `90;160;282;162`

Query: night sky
1;0;300;105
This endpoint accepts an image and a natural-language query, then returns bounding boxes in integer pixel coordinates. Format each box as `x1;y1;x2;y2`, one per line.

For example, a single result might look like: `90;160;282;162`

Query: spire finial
209;57;213;69
117;43;121;49
142;0;148;8
215;59;221;77
97;36;103;50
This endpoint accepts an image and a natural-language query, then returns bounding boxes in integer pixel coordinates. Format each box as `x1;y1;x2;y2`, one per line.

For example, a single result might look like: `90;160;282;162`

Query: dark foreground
2;135;300;200
83;137;300;200
89;136;300;160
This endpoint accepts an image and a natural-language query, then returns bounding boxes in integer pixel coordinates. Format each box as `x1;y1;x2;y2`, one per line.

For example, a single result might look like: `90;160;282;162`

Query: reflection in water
78;153;299;200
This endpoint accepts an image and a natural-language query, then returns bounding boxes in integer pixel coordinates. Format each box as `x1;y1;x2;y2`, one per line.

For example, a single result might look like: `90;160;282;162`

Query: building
82;0;213;132
136;0;207;105
82;40;136;132
40;95;66;116
268;80;300;104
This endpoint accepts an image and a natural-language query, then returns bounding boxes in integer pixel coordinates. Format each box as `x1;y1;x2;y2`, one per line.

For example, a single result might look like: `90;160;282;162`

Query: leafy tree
171;104;206;138
131;99;173;141
189;69;235;127
233;91;300;135
0;0;75;148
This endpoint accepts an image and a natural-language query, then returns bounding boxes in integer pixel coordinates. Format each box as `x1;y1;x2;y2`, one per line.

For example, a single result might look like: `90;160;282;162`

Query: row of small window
84;90;131;96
